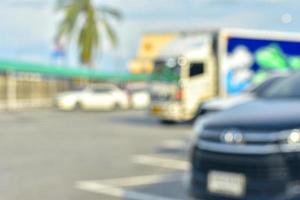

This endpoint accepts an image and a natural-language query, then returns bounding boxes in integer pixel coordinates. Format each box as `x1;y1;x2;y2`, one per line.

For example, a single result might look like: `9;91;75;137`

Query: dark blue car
189;71;300;200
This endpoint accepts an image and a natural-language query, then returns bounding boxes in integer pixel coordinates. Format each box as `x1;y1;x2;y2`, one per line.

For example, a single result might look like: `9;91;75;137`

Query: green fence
0;59;148;81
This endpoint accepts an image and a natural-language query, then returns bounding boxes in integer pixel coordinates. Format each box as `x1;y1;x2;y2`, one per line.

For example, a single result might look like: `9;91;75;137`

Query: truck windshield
261;73;300;99
151;59;180;82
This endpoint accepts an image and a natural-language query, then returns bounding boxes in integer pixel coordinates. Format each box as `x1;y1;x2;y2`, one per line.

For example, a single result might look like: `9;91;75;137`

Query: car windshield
71;87;86;92
261;72;300;99
251;76;284;96
128;88;145;93
93;87;113;93
151;59;180;82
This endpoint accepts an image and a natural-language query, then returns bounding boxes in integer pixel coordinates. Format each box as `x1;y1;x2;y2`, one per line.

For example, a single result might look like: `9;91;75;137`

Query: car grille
150;94;172;102
192;147;289;180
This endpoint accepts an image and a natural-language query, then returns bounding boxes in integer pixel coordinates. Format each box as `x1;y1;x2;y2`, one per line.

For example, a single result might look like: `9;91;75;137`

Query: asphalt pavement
0;110;193;200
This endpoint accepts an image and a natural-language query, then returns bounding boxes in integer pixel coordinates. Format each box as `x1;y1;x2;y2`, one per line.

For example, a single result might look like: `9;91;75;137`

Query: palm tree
56;0;121;66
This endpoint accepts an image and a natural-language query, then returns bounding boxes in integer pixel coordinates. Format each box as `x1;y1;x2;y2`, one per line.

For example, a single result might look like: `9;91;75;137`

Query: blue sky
0;0;300;71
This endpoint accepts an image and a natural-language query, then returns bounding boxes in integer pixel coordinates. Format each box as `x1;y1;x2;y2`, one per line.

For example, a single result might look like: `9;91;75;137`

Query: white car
128;88;150;109
55;85;129;111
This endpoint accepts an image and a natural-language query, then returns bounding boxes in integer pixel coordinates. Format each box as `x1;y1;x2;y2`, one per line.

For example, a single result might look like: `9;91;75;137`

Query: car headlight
279;129;300;153
287;129;300;144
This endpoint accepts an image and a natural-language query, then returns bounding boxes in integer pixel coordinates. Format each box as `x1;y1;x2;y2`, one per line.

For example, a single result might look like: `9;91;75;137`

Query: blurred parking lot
3;1;300;199
0;110;192;200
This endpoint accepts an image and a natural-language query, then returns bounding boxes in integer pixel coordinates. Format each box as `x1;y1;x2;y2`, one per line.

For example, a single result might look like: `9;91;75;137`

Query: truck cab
149;34;217;122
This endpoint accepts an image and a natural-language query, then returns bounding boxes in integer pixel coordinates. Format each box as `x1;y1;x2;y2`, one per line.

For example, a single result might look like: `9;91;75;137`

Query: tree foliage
56;0;121;66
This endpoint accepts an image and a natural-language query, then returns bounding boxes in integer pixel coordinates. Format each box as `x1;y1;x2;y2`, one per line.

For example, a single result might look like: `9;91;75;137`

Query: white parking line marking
76;140;190;199
101;174;181;187
132;155;189;170
76;177;181;200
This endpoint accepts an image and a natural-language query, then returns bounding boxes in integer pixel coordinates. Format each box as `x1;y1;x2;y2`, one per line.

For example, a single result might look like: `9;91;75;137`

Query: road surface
0;110;193;200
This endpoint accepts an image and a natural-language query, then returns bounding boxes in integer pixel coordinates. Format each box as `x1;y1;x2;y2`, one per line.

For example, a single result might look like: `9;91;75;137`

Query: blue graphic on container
226;37;300;94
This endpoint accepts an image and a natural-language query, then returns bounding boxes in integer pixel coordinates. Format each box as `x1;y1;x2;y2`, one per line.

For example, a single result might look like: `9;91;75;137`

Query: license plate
207;171;246;197
151;106;161;114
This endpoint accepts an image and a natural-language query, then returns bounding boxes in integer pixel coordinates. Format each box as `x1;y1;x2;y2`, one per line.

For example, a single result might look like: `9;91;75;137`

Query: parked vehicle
127;88;150;109
55;84;129;111
198;75;286;116
189;71;300;200
149;29;300;123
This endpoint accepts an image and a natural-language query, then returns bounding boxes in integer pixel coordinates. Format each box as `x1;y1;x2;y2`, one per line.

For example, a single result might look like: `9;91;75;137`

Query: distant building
128;32;178;74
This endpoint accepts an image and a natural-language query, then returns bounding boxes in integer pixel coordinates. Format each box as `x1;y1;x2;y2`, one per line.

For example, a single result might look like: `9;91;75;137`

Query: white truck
149;29;300;123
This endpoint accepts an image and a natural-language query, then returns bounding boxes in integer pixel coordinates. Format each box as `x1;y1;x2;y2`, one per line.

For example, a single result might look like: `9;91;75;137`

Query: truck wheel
160;120;176;125
113;102;121;110
73;102;83;111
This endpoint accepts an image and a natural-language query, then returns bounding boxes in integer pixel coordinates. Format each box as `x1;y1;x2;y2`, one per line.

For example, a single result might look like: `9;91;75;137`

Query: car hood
203;94;254;110
204;99;300;131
